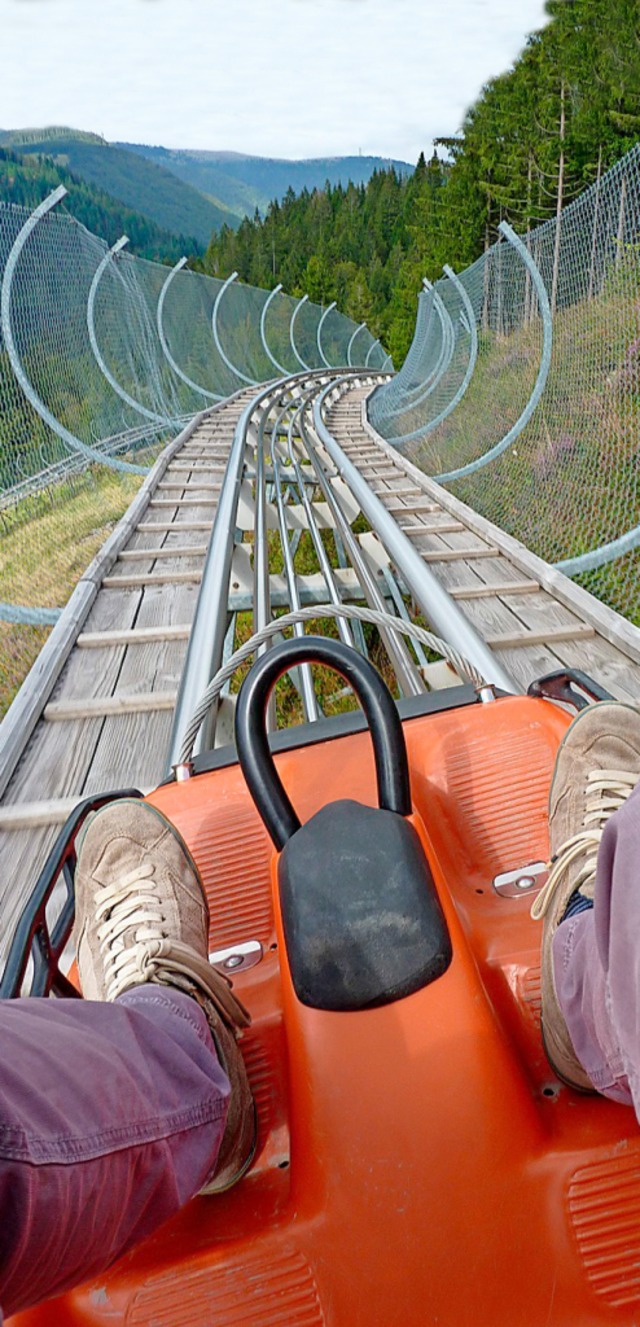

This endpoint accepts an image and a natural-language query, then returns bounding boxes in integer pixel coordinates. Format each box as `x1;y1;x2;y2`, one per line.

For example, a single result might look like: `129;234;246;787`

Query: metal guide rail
2;368;640;971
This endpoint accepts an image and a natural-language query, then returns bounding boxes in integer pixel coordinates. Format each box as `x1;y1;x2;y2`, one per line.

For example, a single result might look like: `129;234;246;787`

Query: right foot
531;702;640;1090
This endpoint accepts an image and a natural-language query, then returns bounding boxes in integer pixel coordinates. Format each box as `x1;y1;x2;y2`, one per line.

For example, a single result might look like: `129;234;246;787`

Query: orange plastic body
13;695;640;1325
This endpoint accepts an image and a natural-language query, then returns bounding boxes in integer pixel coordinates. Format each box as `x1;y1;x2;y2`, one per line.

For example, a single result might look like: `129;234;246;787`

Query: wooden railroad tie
117;546;209;562
44;691;178;722
103;570;202;588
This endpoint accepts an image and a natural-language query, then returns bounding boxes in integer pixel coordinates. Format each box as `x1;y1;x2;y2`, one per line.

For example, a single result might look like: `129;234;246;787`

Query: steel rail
211;272;260;387
289;294;311;371
167;370;340;767
435;221;554;483
270;406;319;722
316;301;337;369
313;378;519;693
157;258;222;402
284;403;355;648
259;284;291;377
87;237;173;425
0;187;148;476
300;413;424;696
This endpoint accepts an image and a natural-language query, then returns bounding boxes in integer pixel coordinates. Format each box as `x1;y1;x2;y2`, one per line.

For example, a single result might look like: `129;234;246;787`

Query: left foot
73;798;256;1191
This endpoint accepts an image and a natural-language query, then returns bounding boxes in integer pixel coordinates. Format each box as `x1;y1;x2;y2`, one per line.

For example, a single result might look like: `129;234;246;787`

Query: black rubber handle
235;636;412;848
527;668;613;712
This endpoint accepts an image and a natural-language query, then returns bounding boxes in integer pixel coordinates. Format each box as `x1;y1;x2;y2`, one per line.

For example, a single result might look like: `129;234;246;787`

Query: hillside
204;0;640;365
0;130;230;246
0;146;198;262
117;144;414;221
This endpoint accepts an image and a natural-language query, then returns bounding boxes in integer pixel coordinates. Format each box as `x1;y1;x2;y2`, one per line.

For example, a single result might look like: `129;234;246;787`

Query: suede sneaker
531;701;640;1090
74;797;256;1192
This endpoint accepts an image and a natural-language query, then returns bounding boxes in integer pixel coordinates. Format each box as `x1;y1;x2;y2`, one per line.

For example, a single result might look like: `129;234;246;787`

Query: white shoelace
94;861;249;1027
531;768;638;922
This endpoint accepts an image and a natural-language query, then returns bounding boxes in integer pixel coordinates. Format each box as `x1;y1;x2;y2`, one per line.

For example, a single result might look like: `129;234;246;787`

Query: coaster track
2;369;640;969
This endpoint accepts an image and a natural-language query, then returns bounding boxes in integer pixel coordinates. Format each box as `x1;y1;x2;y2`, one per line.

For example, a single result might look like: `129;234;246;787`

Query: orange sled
5;640;640;1327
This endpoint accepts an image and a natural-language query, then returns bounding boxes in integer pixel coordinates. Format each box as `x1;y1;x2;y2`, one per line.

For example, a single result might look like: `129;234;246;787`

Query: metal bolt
224;954;244;970
516;875;536;890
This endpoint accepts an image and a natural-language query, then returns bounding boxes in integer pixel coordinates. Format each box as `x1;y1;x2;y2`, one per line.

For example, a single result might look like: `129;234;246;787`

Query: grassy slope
407;260;640;624
0;468;140;717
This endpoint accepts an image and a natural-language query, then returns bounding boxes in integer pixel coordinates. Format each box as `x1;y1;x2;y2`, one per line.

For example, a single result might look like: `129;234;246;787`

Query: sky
0;0;549;163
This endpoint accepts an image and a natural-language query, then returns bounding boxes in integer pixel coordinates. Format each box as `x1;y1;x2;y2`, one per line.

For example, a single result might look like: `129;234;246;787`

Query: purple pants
0;986;229;1321
553;778;640;1107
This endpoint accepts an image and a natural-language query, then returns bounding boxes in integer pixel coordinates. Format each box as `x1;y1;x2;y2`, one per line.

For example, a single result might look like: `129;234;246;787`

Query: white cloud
0;0;549;160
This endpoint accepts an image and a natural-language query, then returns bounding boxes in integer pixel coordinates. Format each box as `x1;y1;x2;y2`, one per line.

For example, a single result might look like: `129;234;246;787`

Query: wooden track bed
327;384;640;700
0;394;254;954
3;375;640;966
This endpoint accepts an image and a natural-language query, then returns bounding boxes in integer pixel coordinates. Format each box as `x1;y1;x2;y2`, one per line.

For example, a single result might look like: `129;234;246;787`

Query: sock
562;889;594;922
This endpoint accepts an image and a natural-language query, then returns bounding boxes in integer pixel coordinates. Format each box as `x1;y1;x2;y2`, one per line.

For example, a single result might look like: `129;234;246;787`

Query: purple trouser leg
0;986;230;1321
552;779;640;1109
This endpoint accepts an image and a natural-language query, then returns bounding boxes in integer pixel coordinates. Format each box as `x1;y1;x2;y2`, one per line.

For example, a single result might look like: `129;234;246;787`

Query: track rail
2;370;640;969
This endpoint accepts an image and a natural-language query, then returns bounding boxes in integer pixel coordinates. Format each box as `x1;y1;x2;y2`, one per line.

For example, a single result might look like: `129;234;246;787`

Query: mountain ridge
117;142;414;221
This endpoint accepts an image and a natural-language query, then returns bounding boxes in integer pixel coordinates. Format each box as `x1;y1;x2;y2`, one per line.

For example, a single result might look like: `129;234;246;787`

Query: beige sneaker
531;701;640;1090
74;798;256;1192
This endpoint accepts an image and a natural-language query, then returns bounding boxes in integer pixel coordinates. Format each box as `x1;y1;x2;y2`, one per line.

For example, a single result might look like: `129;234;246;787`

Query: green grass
406;262;640;625
0;468;140;716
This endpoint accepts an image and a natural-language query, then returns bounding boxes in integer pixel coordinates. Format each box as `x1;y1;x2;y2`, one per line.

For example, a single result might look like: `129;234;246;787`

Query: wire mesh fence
0;192;375;717
369;144;640;626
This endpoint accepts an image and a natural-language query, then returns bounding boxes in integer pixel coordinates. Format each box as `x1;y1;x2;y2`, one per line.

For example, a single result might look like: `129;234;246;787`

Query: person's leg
0;986;229;1318
0;796;255;1319
535;702;640;1096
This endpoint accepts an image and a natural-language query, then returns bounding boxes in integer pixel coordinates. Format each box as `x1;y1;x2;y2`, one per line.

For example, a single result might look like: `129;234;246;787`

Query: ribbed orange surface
568;1153;640;1307
126;1250;324;1326
188;806;273;949
520;965;542;1021
242;1031;280;1141
437;724;553;871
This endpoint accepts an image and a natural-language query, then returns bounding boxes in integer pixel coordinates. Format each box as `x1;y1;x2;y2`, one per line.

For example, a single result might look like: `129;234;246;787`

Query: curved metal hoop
347;322;367;368
366;338;381;368
87;237;172;425
384;267;478;446
0;188;148;475
259;284;290;376
157;259;222;401
436;221;553;483
211;272;259;387
316;301;337;369
289;294;311;371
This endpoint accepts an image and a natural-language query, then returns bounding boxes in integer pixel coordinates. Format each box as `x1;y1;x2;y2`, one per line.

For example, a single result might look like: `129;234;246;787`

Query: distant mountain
0;129;415;246
0;129;230;246
117;145;415;222
0;144;198;263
